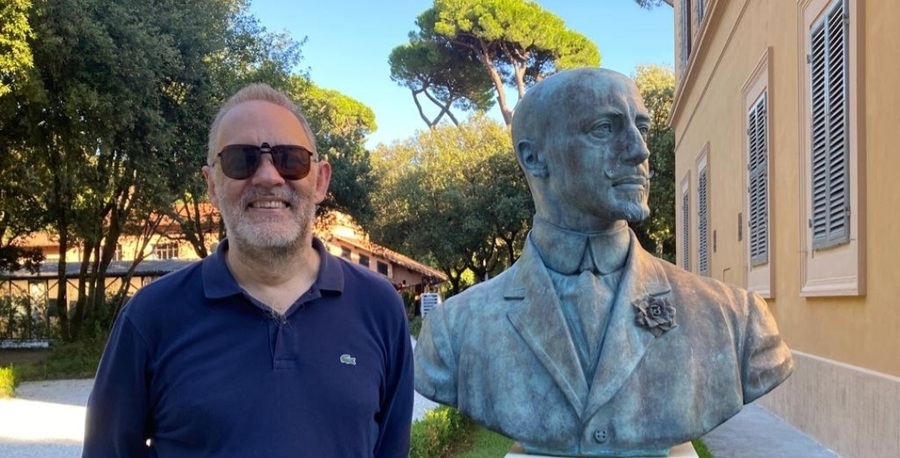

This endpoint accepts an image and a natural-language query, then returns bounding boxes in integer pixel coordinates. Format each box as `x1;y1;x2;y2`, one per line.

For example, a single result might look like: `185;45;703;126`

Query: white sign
420;293;441;317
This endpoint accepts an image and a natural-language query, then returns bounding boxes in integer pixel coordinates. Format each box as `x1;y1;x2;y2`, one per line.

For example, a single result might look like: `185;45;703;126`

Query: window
697;0;706;23
697;150;710;277
742;49;774;297
358;255;370;268
680;0;693;71
809;0;849;250
799;0;863;296
154;242;179;260
680;176;691;272
377;261;389;276
748;93;769;266
340;247;351;259
28;280;49;317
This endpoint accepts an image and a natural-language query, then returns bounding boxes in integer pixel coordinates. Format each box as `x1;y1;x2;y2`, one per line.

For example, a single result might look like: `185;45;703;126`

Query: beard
217;185;316;262
620;201;651;223
617;192;651;223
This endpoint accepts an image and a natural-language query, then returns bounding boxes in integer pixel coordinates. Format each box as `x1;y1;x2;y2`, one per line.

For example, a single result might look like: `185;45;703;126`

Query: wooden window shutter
809;0;850;250
748;93;769;266
698;166;709;276
682;189;691;271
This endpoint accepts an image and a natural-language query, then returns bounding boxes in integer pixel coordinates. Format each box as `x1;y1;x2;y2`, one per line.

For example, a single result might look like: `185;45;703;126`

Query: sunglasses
215;142;315;180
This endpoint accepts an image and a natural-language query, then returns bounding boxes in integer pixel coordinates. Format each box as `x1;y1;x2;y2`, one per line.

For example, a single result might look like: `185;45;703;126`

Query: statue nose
622;130;651;165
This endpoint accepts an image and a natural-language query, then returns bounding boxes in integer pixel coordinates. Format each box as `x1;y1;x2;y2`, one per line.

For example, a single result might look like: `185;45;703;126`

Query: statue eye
593;122;613;135
638;125;650;137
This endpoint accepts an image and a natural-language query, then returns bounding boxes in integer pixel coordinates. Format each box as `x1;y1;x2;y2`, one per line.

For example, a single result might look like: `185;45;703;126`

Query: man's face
202;100;330;256
542;74;652;227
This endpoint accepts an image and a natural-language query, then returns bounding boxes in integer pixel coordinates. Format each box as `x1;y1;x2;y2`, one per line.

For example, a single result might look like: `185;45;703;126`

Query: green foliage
0;294;55;341
0;0;375;341
634;0;674;9
5;0;258;339
630;64;676;262
389;30;494;128
692;438;714;458
410;406;471;458
16;338;106;381
408;316;423;339
453;425;514;457
371;115;532;294
0;365;19;398
0;0;33;97
290;77;378;225
394;0;600;126
0;245;44;273
161;0;307;259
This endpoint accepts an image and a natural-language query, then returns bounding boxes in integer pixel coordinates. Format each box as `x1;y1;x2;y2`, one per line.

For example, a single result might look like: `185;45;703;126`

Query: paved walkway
0;359;834;458
703;403;839;457
0;378;438;458
0;379;91;458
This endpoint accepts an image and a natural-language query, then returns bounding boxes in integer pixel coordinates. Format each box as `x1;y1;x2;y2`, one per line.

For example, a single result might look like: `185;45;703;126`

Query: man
414;68;793;456
83;84;413;457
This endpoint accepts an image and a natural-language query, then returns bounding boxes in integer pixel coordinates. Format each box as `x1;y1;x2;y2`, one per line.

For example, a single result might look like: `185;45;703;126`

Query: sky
246;1;675;148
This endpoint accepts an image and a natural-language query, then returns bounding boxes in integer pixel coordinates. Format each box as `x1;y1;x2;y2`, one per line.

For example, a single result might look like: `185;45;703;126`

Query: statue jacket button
593;428;610;444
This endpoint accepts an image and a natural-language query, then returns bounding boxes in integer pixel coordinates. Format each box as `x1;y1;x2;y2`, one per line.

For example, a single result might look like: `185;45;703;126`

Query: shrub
408;316;423;339
0;365;18;398
0;294;57;341
16;338;106;381
409;406;470;458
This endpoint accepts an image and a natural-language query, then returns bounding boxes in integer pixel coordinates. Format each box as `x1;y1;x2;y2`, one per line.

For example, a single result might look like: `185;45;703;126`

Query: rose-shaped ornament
633;295;677;337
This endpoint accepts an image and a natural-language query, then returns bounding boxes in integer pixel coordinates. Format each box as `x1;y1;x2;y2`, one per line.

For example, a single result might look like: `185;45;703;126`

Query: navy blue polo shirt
83;238;413;457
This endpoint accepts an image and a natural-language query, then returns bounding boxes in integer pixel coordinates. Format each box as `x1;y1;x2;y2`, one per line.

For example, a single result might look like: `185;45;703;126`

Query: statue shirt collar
530;217;631;276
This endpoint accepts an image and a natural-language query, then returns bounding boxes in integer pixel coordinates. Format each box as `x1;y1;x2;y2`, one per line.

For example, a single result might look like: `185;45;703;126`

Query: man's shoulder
121;259;205;317
332;255;398;294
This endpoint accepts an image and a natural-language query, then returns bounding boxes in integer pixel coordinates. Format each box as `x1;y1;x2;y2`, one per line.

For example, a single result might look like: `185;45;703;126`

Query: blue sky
246;1;675;148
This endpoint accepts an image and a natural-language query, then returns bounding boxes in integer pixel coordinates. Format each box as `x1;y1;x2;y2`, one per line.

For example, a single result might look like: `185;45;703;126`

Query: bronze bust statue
414;68;792;457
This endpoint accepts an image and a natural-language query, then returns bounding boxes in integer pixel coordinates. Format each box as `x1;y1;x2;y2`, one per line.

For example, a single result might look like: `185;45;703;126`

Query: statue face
541;73;652;226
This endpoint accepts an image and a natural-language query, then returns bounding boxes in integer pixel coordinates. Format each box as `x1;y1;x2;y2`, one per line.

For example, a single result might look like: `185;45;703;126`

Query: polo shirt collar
202;237;344;299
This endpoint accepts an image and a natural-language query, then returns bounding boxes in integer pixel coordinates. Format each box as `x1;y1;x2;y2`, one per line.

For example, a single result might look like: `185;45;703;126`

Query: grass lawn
0;339;104;383
693;438;714;458
452;426;514;457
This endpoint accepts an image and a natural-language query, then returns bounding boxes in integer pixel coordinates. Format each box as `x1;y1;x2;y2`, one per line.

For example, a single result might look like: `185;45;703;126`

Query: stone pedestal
504;441;699;458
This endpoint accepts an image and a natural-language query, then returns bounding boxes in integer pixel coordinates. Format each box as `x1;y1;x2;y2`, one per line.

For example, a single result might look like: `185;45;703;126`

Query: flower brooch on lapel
633;296;677;337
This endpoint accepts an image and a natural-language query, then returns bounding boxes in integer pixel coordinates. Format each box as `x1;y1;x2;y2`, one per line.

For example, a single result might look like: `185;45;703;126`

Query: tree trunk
475;48;513;126
48;140;71;340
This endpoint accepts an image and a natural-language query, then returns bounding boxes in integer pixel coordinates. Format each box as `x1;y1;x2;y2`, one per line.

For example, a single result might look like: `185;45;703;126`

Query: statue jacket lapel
505;231;673;421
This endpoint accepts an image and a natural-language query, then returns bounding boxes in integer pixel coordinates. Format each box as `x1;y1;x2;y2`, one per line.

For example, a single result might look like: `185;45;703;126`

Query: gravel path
0;379;92;458
0;339;439;457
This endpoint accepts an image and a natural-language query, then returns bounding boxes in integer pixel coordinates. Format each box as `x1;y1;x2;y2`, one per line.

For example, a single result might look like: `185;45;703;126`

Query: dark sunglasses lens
271;146;312;180
218;145;259;180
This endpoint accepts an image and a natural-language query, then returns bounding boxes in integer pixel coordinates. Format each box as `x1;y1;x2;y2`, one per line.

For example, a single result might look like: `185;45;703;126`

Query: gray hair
207;83;318;164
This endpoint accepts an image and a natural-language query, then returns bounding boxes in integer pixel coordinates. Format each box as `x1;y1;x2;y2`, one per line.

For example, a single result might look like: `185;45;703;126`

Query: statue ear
517;140;548;178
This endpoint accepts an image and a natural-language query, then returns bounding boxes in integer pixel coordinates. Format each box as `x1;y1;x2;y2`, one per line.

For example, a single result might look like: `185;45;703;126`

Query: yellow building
672;0;899;456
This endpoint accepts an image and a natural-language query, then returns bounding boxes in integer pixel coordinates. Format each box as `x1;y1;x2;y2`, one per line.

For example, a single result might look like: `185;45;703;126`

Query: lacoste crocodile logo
340;354;357;365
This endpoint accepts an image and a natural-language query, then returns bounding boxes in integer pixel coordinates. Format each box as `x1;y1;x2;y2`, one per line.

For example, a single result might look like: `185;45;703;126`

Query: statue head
512;68;652;231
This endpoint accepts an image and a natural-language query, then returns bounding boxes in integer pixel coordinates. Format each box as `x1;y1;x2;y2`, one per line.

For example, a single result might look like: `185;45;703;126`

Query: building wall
672;0;900;455
46;235;212;263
